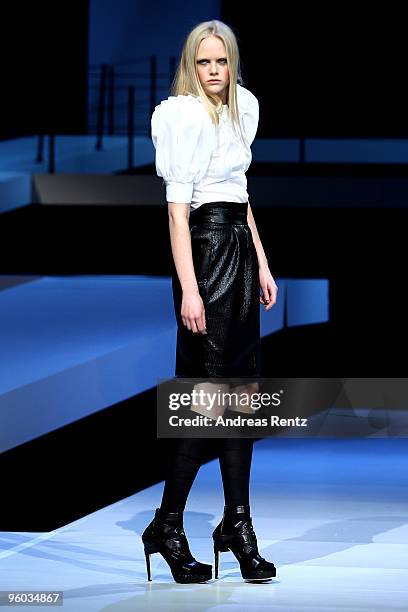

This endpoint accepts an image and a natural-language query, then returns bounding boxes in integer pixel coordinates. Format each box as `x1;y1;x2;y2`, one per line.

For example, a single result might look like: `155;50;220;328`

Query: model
142;19;278;584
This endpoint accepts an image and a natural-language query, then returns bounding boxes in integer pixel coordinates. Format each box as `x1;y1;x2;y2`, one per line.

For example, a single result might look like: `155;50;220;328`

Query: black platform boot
142;507;212;583
212;504;276;581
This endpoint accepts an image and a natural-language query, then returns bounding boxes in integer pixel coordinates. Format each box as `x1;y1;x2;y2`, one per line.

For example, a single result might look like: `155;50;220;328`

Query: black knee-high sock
219;435;254;508
160;438;214;513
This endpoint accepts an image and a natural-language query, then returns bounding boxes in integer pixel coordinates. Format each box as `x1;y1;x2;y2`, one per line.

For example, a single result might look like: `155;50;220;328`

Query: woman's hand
181;289;207;334
259;264;278;311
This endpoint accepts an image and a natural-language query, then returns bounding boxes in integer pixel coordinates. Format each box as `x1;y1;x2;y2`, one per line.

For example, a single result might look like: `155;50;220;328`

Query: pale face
196;35;230;104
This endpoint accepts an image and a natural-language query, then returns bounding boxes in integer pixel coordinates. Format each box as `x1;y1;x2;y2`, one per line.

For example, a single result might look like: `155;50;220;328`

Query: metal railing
36;55;177;173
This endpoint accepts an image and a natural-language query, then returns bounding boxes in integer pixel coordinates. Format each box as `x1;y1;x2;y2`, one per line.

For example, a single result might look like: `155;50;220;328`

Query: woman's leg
159;437;214;513
143;436;214;583
218;384;258;507
213;432;276;581
160;434;253;512
219;429;254;508
159;392;255;512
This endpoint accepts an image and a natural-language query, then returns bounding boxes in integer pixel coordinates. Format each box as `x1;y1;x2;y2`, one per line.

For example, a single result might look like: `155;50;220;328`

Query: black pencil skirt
171;201;260;379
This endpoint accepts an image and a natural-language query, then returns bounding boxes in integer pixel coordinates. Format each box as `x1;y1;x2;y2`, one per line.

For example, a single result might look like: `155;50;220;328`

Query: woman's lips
207;80;221;83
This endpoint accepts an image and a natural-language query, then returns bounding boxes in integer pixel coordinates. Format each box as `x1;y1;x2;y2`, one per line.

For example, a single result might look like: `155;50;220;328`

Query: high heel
142;507;212;583
213;504;276;581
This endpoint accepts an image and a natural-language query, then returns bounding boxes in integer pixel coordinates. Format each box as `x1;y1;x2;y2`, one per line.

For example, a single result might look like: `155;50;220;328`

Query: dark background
1;2;88;140
1;3;406;139
225;4;405;137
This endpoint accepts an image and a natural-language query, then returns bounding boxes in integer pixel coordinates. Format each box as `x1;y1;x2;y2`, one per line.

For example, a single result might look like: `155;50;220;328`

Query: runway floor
0;438;407;611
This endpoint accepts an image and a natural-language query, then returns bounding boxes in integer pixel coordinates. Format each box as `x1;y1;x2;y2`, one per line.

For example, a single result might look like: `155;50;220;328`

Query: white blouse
151;83;259;210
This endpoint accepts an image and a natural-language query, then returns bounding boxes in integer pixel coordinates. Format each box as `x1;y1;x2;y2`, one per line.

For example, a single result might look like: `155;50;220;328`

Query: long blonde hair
171;20;246;145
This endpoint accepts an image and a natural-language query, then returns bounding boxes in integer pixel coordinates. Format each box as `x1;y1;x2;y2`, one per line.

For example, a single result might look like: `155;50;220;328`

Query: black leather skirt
171;201;260;378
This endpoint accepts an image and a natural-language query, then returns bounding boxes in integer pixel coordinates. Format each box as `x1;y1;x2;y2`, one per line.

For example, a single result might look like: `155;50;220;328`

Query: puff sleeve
237;83;259;147
151;95;215;203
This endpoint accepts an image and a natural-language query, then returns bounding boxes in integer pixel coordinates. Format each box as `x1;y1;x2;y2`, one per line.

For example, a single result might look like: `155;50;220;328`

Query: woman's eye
198;60;227;64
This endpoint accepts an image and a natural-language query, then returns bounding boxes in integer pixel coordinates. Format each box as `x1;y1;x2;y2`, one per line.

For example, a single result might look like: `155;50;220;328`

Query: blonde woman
142;20;278;584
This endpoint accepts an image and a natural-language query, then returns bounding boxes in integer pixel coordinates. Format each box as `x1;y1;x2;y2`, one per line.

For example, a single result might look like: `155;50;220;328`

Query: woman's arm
168;203;207;334
247;201;278;311
247;201;268;268
168;203;198;293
